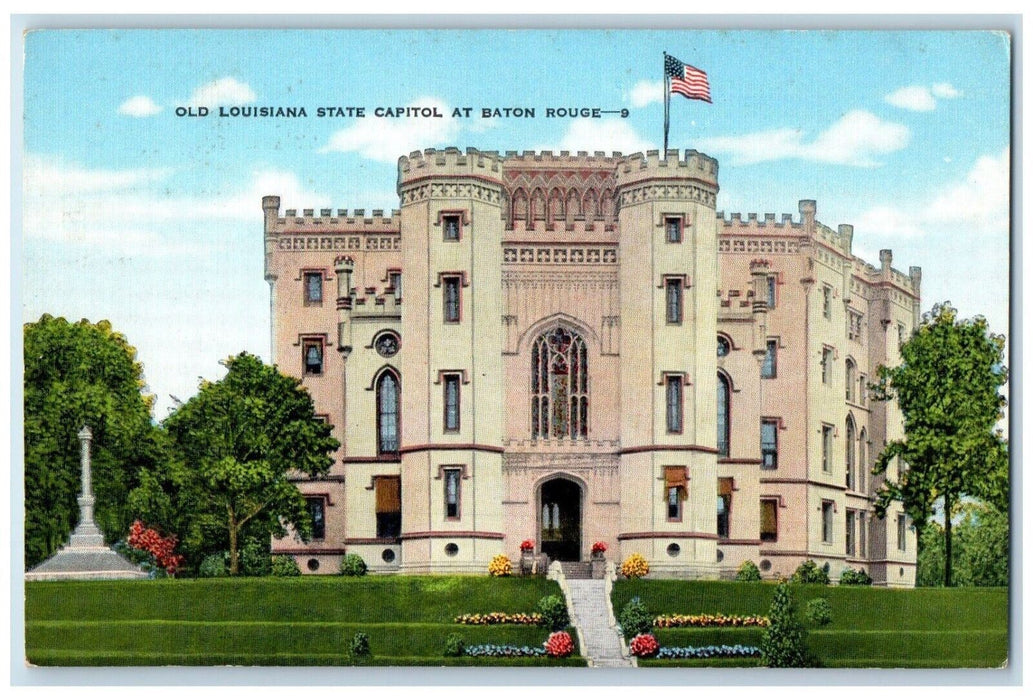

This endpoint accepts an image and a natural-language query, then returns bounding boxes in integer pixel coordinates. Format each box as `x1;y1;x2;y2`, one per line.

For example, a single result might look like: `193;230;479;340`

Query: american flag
665;54;711;103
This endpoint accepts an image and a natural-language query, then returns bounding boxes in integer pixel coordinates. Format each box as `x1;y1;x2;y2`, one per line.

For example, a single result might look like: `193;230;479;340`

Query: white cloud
186;77;256;108
628;80;664;108
118;95;162;117
699;110;909;167
538;119;654;155
854;148;1009;240
885;83;962;111
321;97;466;163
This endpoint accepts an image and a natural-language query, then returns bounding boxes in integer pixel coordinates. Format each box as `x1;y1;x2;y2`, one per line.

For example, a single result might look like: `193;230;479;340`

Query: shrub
839;567;873;586
620;553;649;579
760;581;810;667
791;559;830;585
536;595;570;631
629;633;660;658
270;555;301;577
736;560;762;582
239;540;271;577
340;553;368;577
198;553;228;578
444;633;465;657
350;632;371;661
488;553;513;577
127;521;184;575
618;596;652;640
544;631;575;657
805;597;832;627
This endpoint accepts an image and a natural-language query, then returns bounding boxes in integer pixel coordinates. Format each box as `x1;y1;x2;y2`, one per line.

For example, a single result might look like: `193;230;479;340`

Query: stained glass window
717;373;730;456
530;326;588;440
377;371;399;454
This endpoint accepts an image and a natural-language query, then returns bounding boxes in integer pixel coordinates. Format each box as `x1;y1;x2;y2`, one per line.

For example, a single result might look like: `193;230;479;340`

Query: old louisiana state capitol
263;147;920;586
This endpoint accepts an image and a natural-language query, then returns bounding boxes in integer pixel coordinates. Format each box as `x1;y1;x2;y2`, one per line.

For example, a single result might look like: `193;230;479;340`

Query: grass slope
612;580;1008;668
26;576;585;667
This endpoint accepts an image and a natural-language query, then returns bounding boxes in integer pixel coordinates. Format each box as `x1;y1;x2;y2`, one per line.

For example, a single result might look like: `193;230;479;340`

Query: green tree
871;303;1008;587
760;581;810;667
141;352;338;575
917;500;1008;587
23;315;160;568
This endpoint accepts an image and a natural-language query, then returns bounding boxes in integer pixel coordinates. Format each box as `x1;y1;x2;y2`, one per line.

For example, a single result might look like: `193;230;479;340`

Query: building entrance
540;477;582;561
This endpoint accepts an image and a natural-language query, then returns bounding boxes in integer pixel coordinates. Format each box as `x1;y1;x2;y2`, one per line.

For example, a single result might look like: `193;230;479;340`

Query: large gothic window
531;326;588;439
717;373;731;457
377;370;400;454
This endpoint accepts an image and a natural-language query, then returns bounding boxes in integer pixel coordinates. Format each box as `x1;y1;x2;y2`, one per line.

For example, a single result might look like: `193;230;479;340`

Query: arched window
846;358;857;402
858;427;868;492
717;373;731;457
376;370;400;454
531;326;588;439
846;414;856;490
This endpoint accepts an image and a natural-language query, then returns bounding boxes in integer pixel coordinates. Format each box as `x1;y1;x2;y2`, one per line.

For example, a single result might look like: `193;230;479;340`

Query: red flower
544;631;574;658
520;539;535;552
629;633;660;658
591;541;607;555
127;520;183;575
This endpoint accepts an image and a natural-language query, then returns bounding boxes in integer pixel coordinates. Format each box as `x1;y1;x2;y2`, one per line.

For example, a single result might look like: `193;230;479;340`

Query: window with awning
375;476;401;539
665;466;687;520
760;499;778;542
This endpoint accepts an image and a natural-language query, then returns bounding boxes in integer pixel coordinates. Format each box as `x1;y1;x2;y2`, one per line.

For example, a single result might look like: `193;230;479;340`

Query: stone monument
25;425;148;581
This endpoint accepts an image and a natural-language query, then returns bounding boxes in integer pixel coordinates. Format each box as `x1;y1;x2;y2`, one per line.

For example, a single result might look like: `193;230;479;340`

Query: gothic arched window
717;373;731;457
846;414;857;490
377;370;400;454
531;326;588;439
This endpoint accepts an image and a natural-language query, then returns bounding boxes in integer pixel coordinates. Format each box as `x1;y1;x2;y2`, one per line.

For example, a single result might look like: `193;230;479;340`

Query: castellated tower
396;148;506;573
616;149;721;577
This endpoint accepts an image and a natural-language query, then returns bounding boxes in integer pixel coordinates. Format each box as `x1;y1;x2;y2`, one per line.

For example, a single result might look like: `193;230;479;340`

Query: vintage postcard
19;24;1012;675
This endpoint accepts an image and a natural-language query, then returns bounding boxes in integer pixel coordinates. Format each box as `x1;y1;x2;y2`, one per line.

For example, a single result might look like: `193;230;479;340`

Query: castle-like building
264;147;919;586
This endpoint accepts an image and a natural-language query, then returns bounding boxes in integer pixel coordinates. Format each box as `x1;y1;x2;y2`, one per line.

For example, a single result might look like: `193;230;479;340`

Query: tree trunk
944;493;953;587
228;513;239;576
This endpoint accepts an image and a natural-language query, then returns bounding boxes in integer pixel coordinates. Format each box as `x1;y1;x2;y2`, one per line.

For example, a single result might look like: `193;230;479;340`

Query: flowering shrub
544;631;575;657
127;520;183;575
519;539;535;552
488;553;513;577
464;644;545;657
620;553;650;579
591;541;607;555
629;633;660;657
656;645;761;659
653;613;770;628
455;612;542;625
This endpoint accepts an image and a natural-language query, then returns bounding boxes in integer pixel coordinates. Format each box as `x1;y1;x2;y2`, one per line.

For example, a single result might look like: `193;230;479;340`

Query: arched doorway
539;477;583;561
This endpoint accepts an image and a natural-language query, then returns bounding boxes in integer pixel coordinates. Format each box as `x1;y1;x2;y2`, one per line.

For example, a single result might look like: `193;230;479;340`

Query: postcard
19;25;1012;674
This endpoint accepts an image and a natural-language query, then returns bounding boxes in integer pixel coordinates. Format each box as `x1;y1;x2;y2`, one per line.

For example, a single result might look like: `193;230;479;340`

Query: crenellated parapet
615;149;719;209
264;196;400;234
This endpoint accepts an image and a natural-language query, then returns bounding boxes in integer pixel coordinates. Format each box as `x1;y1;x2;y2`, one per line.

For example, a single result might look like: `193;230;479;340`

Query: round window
899;567;905;577
716;549;724;563
306;558;320;572
759;559;772;572
382;549;396;563
666;543;680;557
445;543;459;557
717;336;731;357
375;332;400;358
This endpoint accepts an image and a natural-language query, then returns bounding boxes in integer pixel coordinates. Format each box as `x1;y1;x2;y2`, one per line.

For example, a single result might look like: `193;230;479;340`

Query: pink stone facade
265;147;918;585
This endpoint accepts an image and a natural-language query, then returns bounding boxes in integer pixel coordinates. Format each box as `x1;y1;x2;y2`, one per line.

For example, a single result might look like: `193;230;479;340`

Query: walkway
564;578;634;668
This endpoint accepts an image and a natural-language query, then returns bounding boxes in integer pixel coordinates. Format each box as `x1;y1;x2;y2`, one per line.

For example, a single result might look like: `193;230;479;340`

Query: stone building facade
264;147;919;586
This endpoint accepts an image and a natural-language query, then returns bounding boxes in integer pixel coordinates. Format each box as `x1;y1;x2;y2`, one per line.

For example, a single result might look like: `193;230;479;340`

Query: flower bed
454;612;542;625
653;614;770;628
544;631;574;657
629;633;660;657
655;644;761;660
464;644;545;658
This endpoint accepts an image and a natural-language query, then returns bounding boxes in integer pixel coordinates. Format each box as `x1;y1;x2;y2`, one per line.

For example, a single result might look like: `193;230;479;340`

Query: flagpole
663;52;670;154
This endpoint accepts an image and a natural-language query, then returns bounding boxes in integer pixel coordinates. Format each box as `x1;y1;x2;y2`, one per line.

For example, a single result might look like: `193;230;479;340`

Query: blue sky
21;29;1012;419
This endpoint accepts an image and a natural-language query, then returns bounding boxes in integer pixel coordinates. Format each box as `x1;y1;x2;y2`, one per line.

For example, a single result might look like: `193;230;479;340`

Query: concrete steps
560;561;593;579
564;578;634;668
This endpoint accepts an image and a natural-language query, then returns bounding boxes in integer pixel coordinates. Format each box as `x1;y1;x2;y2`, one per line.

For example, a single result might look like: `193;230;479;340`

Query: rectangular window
303;339;324;376
389;271;402;302
823;285;832;319
767;275;777;309
760;499;778;542
443;275;461;323
307;497;325;540
821;347;832;384
664;466;686;521
761;419;778;470
846;509;856;556
822;500;834;543
848;310;864;341
762;339;777;378
859;512;868;557
444;468;461;520
666;279;683;324
304;271;323;305
717;477;733;539
897;514;907;551
859;374;867;405
666;376;683;433
665;217;682;243
443;214;461;241
822;425;833;473
898;323;906;349
375;476;402;539
443;374;460;432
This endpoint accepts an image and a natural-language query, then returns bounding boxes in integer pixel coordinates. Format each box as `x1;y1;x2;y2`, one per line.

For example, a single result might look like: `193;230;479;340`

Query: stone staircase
564;577;634;668
560;561;593;579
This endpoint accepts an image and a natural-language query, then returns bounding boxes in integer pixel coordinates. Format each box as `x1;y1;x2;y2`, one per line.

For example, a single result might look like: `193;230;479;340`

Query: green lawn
613;580;1009;668
25;576;586;667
